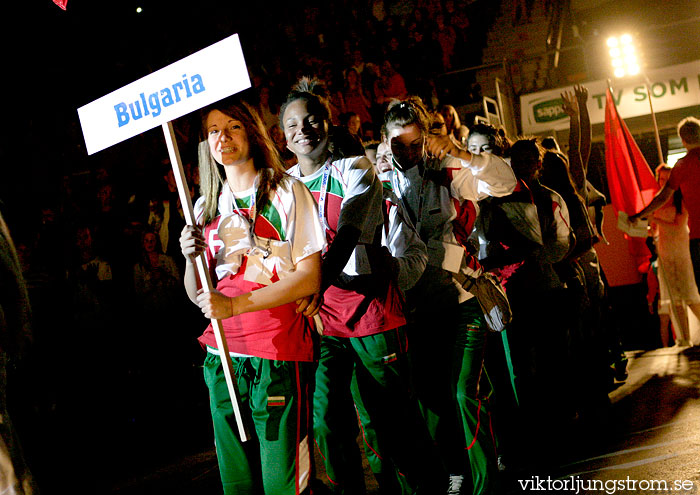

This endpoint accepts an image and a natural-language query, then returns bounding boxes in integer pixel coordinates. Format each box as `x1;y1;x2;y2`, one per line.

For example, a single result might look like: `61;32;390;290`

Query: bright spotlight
136;6;143;13
608;33;642;78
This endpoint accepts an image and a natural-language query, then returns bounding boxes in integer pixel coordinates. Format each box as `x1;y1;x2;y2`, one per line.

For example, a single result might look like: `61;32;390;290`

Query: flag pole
644;76;664;166
162;121;249;442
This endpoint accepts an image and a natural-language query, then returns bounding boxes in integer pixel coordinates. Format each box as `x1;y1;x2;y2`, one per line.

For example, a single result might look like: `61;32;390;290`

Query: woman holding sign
179;96;326;495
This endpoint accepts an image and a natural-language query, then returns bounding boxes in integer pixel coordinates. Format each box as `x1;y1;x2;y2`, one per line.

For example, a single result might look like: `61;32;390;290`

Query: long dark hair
541;151;579;201
198;96;287;226
509;138;543;182
468;123;511;157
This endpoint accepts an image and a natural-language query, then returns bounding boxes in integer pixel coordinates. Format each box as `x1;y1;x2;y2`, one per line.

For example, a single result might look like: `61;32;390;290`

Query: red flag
604;85;658;215
604;84;659;274
53;0;68;10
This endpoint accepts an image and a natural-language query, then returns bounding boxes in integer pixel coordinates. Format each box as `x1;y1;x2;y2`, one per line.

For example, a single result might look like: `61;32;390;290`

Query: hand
196;288;235;320
560;91;578;117
180;225;206;261
296;293;322;318
574;84;588;104
426;134;460;161
628;213;642;223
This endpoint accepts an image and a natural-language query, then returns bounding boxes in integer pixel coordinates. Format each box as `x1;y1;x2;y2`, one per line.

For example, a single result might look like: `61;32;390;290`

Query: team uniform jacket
288;157;406;337
389;152;517;308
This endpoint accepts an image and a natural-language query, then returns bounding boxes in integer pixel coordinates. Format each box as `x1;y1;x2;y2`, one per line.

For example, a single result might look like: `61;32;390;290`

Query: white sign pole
77;34;253;442
163;122;248;442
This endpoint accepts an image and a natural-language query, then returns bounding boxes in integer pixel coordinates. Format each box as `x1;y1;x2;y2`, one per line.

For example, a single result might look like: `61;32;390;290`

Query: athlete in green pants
282;79;441;494
180;98;327;494
382;98;516;494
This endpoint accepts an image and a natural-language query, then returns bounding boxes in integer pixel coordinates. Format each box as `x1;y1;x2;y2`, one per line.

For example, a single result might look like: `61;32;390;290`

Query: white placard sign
78;34;250;155
520;59;700;135
77;34;253;441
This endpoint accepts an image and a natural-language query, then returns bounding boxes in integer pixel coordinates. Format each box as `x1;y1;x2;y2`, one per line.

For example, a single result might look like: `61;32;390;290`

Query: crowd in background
2;0;679;493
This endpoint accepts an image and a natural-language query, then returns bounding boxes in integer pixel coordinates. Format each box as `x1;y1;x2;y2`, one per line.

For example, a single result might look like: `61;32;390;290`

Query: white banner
520;60;700;135
78;34;250;155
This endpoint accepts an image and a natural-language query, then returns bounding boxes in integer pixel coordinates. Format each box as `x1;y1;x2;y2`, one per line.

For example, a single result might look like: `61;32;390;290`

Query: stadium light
607;33;640;78
606;33;662;164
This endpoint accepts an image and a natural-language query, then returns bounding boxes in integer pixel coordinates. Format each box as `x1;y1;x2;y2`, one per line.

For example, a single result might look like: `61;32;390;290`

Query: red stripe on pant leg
313;438;339;486
486;398;498;456
354;403;384;460
466;399;482;451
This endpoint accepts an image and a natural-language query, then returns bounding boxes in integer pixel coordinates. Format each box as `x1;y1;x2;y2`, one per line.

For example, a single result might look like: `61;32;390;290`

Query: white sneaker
447;474;463;495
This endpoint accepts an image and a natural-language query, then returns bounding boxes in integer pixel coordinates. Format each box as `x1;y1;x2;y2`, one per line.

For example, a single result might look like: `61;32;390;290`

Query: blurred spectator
132;230;180;315
650;165;700;347
373;59;408;108
350;49;366;77
382;35;404;73
67;224;115;333
339;112;365;147
320;64;346;125
440;104;469;146
434;13;457;71
371;0;387;23
144;162;186;260
341;67;373;127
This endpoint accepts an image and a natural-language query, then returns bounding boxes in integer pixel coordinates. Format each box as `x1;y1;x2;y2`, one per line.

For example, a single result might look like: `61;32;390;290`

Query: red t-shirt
668;147;700;239
195;178;326;362
197;213;315;361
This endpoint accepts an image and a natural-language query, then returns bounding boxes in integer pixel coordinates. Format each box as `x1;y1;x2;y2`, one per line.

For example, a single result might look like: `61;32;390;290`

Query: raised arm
426;134;516;201
575;84;592;179
561;90;585;196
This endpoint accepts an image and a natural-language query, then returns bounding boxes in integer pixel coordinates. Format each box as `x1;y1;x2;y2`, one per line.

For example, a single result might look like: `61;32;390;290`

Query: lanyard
230;174;257;223
415;168;429;234
316;158;332;232
229;173;270;258
393;161;428;233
